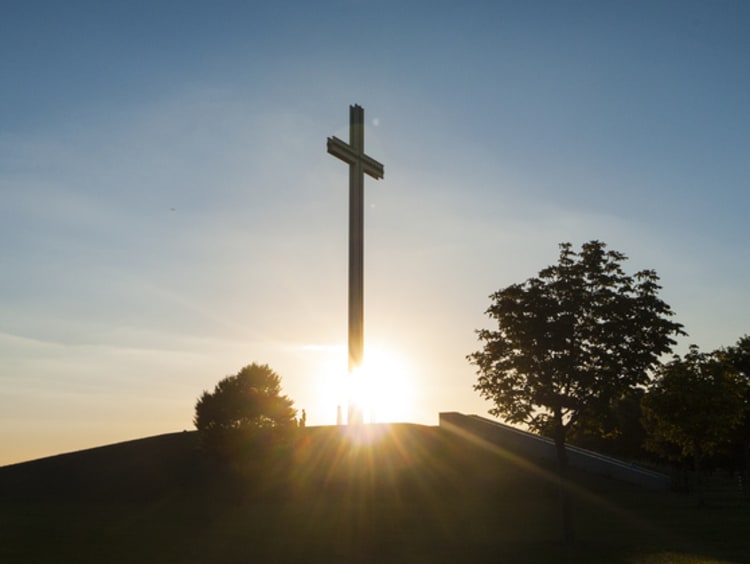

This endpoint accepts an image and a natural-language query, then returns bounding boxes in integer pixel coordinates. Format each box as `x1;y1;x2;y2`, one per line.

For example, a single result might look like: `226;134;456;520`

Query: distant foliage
724;335;750;379
642;345;747;470
194;363;297;456
721;336;750;495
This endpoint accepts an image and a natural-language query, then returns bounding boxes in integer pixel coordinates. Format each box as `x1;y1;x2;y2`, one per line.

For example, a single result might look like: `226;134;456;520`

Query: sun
315;344;414;425
350;345;415;423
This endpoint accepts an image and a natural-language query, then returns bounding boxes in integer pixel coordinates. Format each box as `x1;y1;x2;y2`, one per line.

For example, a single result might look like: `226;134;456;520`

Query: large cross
327;104;384;414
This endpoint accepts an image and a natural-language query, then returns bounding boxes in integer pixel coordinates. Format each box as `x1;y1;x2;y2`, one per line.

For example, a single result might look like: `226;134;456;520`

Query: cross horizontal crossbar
327;136;384;180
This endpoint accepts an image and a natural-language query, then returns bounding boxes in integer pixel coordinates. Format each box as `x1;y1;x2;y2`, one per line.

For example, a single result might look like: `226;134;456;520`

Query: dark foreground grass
1;425;748;563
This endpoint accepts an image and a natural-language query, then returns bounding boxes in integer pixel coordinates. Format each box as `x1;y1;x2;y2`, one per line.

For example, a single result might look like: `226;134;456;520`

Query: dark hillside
2;424;749;563
0;424;526;504
0;431;205;502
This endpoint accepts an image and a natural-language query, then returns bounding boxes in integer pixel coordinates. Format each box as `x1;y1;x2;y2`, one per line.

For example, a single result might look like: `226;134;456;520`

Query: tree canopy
194;363;297;437
469;241;685;446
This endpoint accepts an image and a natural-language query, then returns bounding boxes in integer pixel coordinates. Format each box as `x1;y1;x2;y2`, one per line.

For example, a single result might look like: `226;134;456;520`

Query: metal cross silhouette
327;104;384;382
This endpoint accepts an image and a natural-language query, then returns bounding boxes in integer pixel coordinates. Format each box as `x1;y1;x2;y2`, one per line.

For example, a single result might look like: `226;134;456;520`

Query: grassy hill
1;424;748;563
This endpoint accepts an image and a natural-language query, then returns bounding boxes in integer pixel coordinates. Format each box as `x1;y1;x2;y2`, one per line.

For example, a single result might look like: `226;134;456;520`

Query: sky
2;0;749;466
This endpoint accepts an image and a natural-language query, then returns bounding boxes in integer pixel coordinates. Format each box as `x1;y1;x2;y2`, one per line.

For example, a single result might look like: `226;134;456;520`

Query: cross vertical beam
327;105;384;419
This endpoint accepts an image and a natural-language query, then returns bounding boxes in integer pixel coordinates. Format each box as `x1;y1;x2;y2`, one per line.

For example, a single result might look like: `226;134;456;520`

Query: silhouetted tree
642;345;746;498
194;363;297;460
468;240;684;541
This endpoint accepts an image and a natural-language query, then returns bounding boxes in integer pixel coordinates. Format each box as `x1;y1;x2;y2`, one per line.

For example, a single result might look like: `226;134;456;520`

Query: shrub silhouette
194;363;297;465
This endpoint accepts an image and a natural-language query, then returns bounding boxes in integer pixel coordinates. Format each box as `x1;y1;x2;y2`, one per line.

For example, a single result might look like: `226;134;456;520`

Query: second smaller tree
642;345;746;477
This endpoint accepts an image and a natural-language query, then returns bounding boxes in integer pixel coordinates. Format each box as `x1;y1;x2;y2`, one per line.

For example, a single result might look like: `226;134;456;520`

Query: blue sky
2;0;749;465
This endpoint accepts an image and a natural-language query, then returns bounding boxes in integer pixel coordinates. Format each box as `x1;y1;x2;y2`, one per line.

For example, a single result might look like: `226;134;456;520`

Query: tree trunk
553;420;575;543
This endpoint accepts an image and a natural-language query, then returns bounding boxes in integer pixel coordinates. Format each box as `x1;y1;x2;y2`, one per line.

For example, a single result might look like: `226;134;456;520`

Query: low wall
439;412;670;490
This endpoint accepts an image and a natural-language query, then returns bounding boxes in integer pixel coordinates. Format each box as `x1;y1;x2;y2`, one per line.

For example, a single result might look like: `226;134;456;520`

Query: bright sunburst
315;344;414;425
